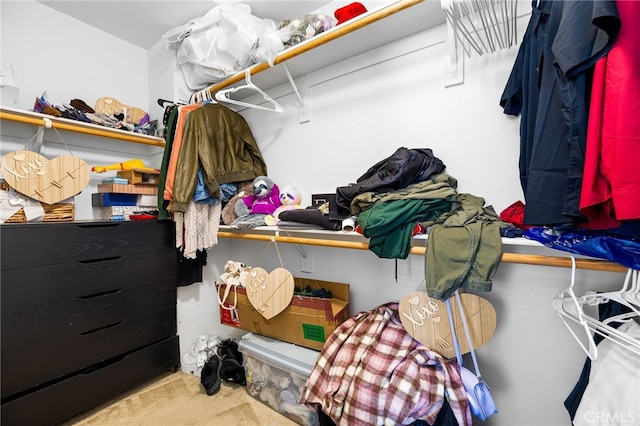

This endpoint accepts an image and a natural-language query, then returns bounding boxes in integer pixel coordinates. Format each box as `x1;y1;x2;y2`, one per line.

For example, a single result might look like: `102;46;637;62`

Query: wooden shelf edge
0;107;165;147
217;229;627;273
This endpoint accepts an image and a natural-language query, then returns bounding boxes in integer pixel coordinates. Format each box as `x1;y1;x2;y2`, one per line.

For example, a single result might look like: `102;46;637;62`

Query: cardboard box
238;333;320;426
97;183;157;195
218;277;350;351
117;168;160;185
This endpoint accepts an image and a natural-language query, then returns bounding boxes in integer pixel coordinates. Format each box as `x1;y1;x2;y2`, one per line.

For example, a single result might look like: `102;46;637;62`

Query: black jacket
331;147;445;219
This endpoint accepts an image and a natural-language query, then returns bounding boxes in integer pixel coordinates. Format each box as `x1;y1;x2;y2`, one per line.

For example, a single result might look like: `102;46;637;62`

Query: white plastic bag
162;4;286;90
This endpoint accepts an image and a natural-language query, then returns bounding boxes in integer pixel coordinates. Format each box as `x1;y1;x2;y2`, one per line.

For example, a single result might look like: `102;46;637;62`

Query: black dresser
1;220;179;425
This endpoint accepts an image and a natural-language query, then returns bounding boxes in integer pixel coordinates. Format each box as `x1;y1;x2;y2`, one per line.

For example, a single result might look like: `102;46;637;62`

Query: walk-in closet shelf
0;106;165;147
201;0;446;98
0;220;179;425
218;227;627;273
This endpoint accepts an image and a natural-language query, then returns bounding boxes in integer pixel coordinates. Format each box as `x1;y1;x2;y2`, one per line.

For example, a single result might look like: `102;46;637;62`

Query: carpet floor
63;371;298;426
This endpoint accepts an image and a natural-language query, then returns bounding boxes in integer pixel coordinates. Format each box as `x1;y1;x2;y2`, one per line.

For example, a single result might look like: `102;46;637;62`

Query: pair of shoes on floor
217;339;247;386
200;339;246;395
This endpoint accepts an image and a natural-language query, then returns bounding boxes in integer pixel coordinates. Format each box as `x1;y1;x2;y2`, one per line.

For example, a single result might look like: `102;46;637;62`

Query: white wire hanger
553;257;640;361
441;0;518;57
214;69;284;113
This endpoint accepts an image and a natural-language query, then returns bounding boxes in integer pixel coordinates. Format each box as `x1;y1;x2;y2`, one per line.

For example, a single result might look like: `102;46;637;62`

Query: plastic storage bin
238;333;320;426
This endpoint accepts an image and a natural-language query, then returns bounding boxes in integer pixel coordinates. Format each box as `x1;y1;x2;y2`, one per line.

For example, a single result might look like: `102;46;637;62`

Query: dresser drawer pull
77;288;123;299
80;321;123;335
78;256;121;264
75;223;122;229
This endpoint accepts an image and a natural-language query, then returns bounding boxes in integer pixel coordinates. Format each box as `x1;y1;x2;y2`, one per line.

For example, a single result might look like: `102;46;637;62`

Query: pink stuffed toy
264;186;302;226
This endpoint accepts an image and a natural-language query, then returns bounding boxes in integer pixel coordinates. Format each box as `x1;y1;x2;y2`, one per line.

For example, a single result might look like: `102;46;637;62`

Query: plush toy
231;176;281;229
221;180;254;225
264;186;303;226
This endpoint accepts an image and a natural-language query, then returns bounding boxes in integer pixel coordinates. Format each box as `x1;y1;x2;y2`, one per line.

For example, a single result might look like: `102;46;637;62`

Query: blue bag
446;291;498;421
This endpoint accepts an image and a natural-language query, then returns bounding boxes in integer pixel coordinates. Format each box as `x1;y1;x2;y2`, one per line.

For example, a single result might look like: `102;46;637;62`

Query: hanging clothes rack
553;258;640;360
217;231;627;272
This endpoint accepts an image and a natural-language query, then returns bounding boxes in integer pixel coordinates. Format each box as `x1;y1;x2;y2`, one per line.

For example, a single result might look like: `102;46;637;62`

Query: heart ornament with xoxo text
1;151;89;204
246;267;295;320
399;291;497;358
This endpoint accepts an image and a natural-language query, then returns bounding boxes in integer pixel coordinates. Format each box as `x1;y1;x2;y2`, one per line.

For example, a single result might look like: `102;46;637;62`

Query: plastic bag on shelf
162;4;287;90
281;14;335;48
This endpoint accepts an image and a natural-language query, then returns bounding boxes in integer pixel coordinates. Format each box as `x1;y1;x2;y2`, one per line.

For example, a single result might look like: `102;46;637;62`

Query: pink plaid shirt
301;302;471;425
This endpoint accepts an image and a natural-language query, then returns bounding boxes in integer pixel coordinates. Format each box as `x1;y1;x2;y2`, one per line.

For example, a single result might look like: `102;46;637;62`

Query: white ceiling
35;0;384;50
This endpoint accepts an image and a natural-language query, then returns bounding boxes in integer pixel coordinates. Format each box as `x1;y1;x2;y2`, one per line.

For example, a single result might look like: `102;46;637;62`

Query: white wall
0;1;150;113
1;2;631;425
0;0;161;220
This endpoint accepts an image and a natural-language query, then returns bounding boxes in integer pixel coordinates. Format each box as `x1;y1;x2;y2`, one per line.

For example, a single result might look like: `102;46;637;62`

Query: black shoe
217;339;243;364
200;355;222;396
219;358;246;386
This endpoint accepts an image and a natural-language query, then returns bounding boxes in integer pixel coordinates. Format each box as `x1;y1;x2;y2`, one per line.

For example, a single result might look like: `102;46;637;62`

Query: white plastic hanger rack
553;257;640;361
441;0;518;57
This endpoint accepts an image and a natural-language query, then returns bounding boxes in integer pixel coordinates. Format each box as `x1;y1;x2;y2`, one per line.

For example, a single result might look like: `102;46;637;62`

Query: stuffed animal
221;180;254;225
264;185;303;226
231;176;281;229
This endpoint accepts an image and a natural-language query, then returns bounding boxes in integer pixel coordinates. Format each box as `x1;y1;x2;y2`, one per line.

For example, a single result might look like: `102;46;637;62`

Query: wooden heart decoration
399;291;497;359
1;151;89;204
246;267;295;320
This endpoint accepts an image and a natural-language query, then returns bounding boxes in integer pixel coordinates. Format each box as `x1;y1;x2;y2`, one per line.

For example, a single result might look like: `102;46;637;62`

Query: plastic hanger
440;0;517;57
214;70;284;113
581;268;640;319
553;257;599;360
553;258;640;360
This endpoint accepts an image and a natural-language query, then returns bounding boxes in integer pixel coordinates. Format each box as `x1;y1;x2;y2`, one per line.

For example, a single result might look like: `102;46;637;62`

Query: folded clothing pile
33;93;156;136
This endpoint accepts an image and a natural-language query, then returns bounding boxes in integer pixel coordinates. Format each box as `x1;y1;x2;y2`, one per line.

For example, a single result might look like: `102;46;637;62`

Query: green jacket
170;103;267;213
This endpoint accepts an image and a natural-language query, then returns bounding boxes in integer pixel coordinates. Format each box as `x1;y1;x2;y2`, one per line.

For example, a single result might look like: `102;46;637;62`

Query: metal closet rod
217;231;627;273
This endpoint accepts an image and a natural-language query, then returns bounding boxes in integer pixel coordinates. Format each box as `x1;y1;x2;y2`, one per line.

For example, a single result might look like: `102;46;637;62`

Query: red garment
580;0;640;229
499;200;531;229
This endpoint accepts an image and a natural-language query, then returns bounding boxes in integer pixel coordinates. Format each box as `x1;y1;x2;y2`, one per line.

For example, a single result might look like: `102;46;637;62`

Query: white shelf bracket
283;64;310;123
444;21;465;88
295;244;308;259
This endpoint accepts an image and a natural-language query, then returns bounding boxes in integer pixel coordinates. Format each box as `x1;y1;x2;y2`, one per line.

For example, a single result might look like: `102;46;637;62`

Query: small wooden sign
1;150;89;205
245;267;295;320
399;291;496;359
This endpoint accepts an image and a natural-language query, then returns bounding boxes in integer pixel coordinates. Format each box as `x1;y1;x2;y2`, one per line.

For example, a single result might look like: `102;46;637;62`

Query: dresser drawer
1;250;175;313
1;306;176;398
2;284;176;356
1;336;179;426
1;221;174;270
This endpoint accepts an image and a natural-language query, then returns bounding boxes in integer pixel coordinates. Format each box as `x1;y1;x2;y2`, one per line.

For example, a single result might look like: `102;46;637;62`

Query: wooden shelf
217;226;627;273
0;106;165;147
202;0;446;97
